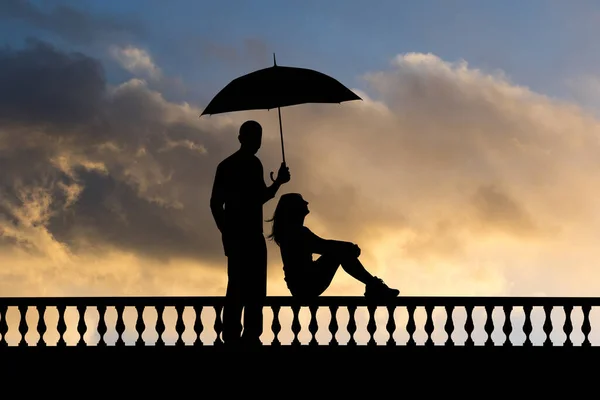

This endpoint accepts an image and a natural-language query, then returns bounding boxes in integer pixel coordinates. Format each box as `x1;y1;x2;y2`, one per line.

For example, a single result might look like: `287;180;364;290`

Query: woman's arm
304;228;356;255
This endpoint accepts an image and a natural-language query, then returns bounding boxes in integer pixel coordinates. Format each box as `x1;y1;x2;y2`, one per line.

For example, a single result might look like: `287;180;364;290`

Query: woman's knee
334;249;358;263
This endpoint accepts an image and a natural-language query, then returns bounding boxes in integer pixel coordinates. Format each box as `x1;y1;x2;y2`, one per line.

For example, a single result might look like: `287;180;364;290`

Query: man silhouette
210;120;291;346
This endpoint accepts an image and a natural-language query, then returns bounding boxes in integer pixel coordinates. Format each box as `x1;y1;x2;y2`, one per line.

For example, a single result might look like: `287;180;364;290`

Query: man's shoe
240;336;262;347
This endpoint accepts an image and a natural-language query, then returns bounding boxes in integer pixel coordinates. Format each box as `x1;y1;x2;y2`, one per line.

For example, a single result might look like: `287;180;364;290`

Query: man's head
238;120;262;154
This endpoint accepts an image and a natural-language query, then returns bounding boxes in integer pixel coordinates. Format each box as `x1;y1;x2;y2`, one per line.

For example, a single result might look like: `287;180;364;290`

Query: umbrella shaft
277;107;286;164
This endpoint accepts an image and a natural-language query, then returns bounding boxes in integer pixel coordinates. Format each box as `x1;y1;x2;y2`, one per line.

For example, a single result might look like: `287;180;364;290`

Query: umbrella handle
270;160;287;183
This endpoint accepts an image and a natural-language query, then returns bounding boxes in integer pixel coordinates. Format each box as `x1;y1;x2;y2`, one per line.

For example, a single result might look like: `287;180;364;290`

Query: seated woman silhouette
267;193;400;300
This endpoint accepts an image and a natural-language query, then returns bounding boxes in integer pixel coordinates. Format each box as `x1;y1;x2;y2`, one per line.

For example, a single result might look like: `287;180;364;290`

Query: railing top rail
0;296;599;307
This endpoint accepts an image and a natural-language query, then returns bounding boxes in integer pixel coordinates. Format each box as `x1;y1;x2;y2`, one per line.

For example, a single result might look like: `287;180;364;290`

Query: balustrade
0;297;598;347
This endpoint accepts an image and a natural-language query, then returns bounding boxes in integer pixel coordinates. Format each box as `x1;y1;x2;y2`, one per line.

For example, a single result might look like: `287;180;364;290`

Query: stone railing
0;296;599;347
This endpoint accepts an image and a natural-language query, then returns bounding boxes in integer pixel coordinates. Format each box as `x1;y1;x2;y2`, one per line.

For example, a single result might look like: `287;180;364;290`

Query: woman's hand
351;243;361;258
332;240;361;257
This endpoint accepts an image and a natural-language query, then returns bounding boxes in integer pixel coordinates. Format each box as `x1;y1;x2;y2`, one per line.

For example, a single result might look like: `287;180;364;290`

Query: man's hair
239;120;262;142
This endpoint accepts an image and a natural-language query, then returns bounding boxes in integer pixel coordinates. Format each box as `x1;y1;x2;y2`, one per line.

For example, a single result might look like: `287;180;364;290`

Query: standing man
210;120;291;346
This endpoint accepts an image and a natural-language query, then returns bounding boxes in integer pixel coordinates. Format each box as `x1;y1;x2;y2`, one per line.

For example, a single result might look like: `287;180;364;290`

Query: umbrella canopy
200;54;361;180
200;63;361;116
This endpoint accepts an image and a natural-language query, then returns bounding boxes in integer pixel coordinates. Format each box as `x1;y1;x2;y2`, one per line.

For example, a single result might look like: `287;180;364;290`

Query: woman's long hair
266;193;305;246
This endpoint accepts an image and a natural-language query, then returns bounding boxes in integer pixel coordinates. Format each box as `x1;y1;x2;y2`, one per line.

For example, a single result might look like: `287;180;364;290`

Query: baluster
308;305;319;346
367;305;377;346
386;305;396;346
582;305;591;347
213;304;223;345
563;305;573;347
465;305;475;346
484;305;494;346
97;306;107;346
347;305;357;346
444;305;454;346
155;305;165;346
464;305;474;346
175;305;185;346
135;305;145;346
193;305;204;346
115;305;125;346
329;305;339;346
18;305;28;347
271;305;281;346
76;305;87;347
523;305;533;346
502;305;513;346
406;305;416;346
543;305;553;347
56;305;67;347
291;305;301;346
424;305;434;346
0;305;7;347
36;305;47;346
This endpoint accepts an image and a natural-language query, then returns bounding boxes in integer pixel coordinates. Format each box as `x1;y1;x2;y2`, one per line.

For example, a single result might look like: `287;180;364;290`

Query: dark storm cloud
0;39;239;265
0;0;145;45
0;38;106;128
46;168;224;264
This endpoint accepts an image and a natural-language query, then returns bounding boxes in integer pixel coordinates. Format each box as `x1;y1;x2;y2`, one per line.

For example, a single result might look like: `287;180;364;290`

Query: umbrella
200;54;362;181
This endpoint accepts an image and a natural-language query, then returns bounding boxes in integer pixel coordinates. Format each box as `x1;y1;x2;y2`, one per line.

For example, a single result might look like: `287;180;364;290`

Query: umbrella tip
273;53;277;66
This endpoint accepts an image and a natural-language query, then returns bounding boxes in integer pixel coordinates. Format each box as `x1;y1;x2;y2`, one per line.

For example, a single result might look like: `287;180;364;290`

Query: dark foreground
0;346;594;395
2;345;596;370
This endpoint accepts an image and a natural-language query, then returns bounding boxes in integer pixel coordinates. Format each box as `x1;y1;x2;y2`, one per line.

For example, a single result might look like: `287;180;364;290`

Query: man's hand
275;162;291;184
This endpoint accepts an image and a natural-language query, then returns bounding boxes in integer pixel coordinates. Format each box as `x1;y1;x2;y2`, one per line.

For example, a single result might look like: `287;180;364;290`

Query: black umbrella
200;54;362;181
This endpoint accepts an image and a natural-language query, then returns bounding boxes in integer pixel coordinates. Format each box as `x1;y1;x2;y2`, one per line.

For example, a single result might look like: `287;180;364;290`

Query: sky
3;0;600;345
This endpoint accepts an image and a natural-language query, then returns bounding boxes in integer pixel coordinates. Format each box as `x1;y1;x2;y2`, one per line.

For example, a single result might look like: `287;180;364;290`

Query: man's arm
263;180;282;204
210;164;226;233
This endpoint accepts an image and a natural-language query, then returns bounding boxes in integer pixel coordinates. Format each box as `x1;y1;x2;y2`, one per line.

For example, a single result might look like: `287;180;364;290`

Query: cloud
194;37;271;69
0;40;240;270
470;184;540;237
252;51;600;296
0;38;106;128
109;45;162;80
0;0;145;45
106;44;189;102
565;74;600;116
3;40;600;303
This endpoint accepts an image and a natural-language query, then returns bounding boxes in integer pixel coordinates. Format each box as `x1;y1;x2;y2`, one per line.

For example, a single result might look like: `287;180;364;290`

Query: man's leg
241;234;267;345
222;254;243;345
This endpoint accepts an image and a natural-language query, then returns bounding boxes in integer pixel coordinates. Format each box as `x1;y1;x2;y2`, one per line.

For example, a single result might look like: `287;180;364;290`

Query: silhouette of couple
210;120;399;346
